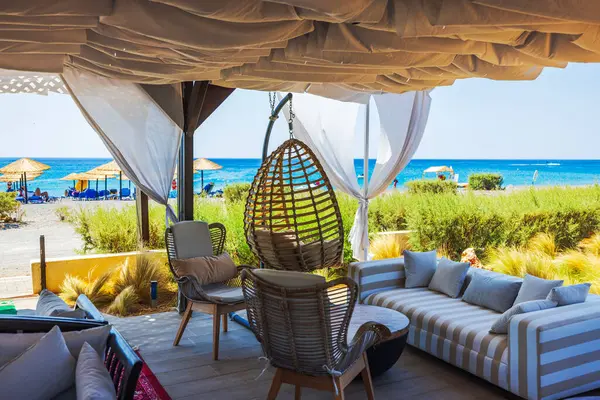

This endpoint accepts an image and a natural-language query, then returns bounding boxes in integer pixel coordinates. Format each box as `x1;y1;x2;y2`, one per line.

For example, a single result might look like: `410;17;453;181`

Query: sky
0;62;599;160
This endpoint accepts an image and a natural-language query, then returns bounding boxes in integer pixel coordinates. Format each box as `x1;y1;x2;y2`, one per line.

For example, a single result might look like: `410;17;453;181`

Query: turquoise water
1;158;599;197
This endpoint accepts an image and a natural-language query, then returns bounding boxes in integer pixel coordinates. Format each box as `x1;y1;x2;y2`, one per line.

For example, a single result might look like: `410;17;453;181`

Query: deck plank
110;310;598;400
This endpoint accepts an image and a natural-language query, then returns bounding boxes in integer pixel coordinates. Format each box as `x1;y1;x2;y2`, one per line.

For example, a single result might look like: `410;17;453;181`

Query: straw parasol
0;158;50;174
0;158;50;203
62;171;113;198
93;160;125;199
193;158;222;189
0;172;41;183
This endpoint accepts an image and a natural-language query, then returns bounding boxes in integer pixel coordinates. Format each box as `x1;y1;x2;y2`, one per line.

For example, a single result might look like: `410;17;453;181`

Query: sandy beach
0;199;133;297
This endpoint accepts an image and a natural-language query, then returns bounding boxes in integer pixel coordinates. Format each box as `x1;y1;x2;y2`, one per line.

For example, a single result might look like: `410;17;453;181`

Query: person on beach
34;187;49;201
6;182;13;192
393;178;398;188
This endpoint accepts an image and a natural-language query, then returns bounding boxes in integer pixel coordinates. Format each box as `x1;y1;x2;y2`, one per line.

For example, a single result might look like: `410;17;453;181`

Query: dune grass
487;234;600;294
370;234;410;260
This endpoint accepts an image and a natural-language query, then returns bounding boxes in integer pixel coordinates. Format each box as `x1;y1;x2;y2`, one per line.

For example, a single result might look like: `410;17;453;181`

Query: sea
1;158;599;197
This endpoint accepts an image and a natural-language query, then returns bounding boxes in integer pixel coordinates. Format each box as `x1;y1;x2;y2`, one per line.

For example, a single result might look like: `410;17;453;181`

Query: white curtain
61;67;183;223
281;91;432;261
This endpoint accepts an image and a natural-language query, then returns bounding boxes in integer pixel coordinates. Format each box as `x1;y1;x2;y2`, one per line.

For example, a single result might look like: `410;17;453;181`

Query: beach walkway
0;202;97;297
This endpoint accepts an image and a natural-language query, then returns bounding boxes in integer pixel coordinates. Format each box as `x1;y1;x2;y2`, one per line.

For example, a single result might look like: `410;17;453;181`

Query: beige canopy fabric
1;1;600;95
193;158;222;171
0;158;50;174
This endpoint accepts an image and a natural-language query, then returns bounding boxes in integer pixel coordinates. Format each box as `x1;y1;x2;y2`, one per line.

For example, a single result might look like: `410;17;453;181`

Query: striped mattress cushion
365;288;508;366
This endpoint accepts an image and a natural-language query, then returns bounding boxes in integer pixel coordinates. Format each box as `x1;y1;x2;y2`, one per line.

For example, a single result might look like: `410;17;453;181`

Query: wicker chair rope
244;138;344;272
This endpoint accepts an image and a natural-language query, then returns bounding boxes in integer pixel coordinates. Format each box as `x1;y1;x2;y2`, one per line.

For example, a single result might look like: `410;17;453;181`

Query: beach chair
201;183;215;196
120;188;131;199
453;174;469;189
28;195;44;204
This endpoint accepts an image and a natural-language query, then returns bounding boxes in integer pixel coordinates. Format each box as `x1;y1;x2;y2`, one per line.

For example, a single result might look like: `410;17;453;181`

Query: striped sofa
349;258;600;400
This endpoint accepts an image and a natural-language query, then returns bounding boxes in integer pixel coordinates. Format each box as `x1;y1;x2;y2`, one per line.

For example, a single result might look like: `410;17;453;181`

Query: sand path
0;199;132;297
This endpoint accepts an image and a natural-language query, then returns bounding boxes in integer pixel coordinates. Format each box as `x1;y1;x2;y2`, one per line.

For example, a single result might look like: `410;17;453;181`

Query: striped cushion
365;288;508;367
509;296;600;400
349;258;406;302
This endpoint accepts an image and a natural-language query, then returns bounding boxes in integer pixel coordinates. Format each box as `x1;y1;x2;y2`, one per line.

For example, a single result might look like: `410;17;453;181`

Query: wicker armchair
241;269;391;400
165;220;252;360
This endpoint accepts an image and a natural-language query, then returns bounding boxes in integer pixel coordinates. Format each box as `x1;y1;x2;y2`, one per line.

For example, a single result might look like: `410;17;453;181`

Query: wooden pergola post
175;82;234;313
177;82;235;221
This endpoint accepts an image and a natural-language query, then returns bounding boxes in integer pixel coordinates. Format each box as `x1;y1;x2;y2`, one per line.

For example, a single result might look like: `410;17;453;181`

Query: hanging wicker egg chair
244;138;344;272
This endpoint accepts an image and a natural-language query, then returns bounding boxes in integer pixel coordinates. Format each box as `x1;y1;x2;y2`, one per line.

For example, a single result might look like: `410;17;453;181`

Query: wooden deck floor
108;310;528;400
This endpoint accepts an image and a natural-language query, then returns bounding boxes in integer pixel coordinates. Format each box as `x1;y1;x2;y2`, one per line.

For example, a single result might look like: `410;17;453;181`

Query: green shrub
368;193;410;231
0;192;19;222
223;183;251;203
405;179;457;195
64;185;600;271
406;187;600;259
69;205;165;253
468;173;503;190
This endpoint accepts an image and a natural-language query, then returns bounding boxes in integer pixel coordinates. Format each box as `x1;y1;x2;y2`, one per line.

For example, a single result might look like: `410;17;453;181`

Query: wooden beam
139;191;149;245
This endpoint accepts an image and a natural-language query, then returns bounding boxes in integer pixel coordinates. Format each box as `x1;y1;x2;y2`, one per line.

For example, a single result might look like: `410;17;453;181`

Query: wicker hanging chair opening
245;138;344;272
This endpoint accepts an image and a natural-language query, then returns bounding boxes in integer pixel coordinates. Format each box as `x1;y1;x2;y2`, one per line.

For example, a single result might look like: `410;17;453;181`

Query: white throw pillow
0;326;76;400
76;342;117;400
0;324;111;366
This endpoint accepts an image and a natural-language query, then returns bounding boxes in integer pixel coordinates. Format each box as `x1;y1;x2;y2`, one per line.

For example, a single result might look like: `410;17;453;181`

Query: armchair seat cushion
201;284;245;303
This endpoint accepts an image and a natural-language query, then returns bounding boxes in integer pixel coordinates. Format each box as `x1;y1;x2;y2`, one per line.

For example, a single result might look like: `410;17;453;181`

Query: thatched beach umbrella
193;158;222;189
63;171;111;198
0;172;42;193
93;161;124;199
86;167;117;199
0;158;50;203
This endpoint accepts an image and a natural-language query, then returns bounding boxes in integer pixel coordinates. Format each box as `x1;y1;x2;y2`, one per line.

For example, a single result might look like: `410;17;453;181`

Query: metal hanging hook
268;92;278;122
288;96;295;138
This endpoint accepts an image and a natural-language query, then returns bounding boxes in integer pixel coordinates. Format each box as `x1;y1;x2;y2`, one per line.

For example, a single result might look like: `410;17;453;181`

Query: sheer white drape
62;67;183;223
281;91;432;261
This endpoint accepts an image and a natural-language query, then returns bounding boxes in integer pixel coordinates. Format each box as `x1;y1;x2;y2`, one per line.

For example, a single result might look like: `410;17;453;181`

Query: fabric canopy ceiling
2;1;600;95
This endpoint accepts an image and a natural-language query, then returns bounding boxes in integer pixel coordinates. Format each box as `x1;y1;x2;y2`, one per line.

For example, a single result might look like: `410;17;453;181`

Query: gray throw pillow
76;342;117;400
428;257;470;298
0;324;111;366
547;283;591;306
490;299;557;334
403;249;437;288
513;274;563;305
0;326;76;400
462;271;523;313
36;289;87;319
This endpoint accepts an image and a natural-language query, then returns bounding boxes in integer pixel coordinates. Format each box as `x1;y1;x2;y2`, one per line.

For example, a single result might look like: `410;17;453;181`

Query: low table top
347;304;409;342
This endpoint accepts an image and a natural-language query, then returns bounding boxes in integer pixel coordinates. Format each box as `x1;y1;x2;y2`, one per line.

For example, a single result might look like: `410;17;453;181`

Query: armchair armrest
348;258;406;303
508;298;600;400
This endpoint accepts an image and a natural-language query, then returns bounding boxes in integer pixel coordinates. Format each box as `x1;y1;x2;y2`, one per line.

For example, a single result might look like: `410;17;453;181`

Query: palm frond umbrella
0;158;50;203
193;158;222;190
93;161;124;199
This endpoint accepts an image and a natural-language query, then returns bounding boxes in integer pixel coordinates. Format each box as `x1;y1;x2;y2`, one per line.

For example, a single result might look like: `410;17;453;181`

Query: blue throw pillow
462;271;522;313
428;257;470;298
403;250;437;288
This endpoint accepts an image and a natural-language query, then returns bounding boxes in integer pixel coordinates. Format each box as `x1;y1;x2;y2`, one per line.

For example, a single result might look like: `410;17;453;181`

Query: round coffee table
347;304;410;377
